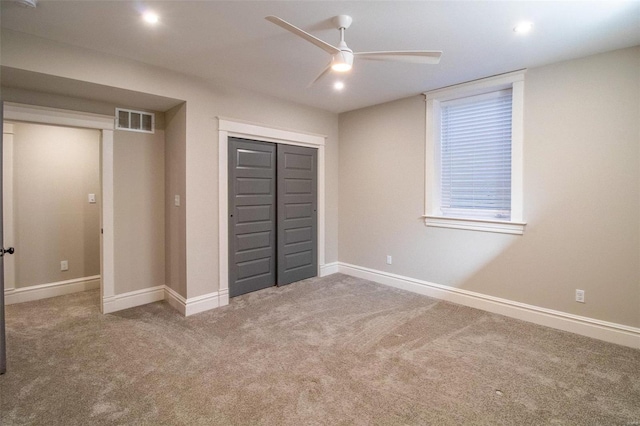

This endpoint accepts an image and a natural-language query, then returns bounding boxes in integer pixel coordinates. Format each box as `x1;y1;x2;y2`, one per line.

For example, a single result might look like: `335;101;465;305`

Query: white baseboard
320;262;339;277
163;286;186;315
102;285;165;314
164;286;223;316
4;275;100;305
338;262;640;349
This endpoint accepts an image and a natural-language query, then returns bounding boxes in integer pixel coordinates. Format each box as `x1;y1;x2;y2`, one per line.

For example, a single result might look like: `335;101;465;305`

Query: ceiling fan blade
266;16;340;55
307;62;332;88
354;50;442;64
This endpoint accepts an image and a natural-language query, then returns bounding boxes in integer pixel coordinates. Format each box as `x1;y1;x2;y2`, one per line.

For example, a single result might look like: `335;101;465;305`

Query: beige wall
4;87;169;296
339;46;640;328
11;122;101;288
2;87;167;130
165;103;187;297
113;128;166;294
1;30;339;299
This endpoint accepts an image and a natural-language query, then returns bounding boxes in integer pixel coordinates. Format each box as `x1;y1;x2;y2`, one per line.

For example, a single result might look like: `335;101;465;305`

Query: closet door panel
277;144;318;286
229;138;277;297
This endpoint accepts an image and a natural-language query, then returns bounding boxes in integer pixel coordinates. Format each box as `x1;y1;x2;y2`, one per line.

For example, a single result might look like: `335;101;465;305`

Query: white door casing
2;123;15;293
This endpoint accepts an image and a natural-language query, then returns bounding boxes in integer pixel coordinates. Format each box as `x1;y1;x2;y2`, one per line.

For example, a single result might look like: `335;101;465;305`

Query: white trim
102;285;165;314
423;216;526;235
100;129;115;311
4;277;224;316
337;262;640;349
184;291;220;316
511;79;525;221
218;116;326;145
4;102;114;130
3;103;116;315
320;262;339;277
163;286;185;315
3;123;14;134
4;276;100;305
2;126;15;291
164;286;222;317
218;117;327;308
424;70;526;100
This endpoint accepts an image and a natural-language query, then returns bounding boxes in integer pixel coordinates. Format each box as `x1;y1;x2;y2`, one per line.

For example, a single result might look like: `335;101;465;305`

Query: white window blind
440;89;512;220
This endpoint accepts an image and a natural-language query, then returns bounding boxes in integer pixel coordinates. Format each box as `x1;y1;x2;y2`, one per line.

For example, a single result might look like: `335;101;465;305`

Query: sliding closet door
228;138;277;297
277;144;317;285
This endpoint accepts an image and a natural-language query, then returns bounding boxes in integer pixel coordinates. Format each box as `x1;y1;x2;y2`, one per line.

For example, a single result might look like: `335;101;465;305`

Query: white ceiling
1;1;639;113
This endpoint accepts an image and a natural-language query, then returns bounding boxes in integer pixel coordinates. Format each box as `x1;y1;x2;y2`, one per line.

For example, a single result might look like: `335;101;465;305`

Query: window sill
422;215;526;235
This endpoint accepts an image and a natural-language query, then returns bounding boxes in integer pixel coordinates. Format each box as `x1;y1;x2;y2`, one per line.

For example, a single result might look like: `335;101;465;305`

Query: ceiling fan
265;15;442;86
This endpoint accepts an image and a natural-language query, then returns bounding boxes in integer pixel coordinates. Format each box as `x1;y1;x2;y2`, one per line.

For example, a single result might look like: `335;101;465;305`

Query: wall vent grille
115;108;155;133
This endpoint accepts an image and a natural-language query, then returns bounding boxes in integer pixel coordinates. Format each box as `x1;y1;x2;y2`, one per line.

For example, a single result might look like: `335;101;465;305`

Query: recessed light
513;22;533;34
334;81;345;91
143;11;159;25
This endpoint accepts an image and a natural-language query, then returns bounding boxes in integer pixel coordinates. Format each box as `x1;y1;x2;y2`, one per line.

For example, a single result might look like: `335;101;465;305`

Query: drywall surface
339;46;640;328
113;129;165;295
1;87;167;130
11;122;101;288
1;30;339;299
165;103;187;298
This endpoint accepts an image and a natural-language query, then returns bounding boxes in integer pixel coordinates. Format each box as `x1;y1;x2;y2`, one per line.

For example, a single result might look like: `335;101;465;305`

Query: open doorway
3;103;115;313
3;121;102;305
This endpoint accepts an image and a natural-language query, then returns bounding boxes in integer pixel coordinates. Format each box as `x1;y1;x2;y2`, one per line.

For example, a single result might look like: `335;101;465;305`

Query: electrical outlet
386;255;392;265
61;260;69;271
575;289;585;303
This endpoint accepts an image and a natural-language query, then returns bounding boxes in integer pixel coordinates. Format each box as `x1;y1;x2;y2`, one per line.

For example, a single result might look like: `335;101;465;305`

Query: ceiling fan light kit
265;14;442;87
331;51;353;72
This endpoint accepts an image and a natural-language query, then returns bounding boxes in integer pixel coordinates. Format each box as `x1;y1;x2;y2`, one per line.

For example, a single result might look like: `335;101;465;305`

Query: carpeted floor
1;273;639;425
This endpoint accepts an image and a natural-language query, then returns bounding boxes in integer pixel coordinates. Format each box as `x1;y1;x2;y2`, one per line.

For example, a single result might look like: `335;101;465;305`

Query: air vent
116;108;155;133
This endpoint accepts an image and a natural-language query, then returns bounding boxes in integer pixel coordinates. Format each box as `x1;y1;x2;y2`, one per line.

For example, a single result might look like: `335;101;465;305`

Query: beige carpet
1;273;639;425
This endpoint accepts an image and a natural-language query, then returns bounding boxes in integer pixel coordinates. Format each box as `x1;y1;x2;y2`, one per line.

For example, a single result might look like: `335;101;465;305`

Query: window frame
423;70;526;235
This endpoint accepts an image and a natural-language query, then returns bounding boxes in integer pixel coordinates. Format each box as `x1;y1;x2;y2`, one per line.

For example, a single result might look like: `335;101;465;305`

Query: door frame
2;123;16;294
3;102;115;313
218;117;326;303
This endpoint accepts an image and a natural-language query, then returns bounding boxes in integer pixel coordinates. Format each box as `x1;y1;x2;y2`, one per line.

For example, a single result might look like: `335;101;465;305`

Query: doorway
228;138;318;297
3;103;115;313
3;122;102;303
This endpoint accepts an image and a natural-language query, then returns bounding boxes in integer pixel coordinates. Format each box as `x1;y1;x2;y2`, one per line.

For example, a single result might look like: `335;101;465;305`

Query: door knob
0;247;15;257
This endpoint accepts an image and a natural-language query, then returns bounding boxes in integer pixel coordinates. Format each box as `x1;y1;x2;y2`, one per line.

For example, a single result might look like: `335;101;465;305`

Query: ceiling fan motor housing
333;15;353;30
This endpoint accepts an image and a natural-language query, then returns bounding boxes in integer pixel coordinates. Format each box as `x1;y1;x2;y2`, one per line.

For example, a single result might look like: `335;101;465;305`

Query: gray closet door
277;144;318;285
228;138;277;297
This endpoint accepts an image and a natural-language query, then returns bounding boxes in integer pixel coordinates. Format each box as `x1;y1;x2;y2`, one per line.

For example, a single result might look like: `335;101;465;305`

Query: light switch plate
88;193;96;204
174;195;181;207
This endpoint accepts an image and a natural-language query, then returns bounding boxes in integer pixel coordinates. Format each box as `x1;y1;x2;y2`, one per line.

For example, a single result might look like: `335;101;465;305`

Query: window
424;71;526;235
